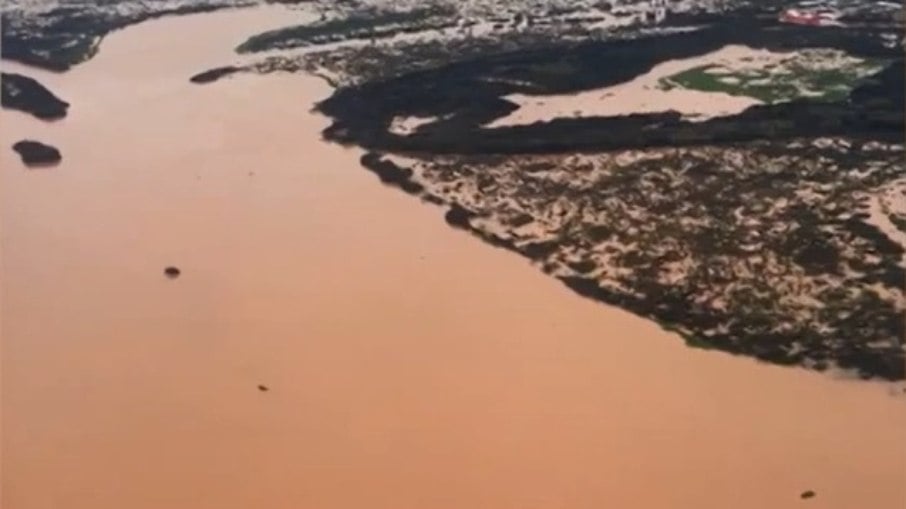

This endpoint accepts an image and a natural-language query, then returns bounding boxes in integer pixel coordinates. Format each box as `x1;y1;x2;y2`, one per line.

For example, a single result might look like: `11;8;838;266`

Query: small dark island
189;65;242;84
1;73;69;120
12;140;62;167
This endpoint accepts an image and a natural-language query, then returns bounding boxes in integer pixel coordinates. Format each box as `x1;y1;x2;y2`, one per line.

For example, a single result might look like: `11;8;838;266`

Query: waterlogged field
659;48;887;103
2;3;906;508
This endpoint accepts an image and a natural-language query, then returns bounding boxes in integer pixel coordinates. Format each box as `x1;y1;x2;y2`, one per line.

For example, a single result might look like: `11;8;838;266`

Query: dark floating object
1;73;69;119
163;266;181;279
189;66;242;84
12;140;61;167
800;490;816;500
257;384;269;392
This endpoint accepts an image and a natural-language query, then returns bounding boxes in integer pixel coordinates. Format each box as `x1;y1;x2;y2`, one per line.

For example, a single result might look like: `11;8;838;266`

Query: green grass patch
658;50;887;104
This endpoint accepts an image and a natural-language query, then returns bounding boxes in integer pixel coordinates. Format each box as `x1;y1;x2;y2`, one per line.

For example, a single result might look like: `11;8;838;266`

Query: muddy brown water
1;7;905;509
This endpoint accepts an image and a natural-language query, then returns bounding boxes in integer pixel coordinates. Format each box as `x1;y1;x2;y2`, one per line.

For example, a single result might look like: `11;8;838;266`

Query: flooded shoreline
486;44;765;127
486;44;886;127
2;6;905;509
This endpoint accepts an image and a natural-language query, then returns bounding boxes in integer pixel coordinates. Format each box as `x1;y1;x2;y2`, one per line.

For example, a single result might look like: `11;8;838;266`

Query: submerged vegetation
317;19;903;154
12;140;62;166
2;0;903;379
235;5;458;53
314;8;905;379
0;0;253;71
1;73;69;119
358;137;905;379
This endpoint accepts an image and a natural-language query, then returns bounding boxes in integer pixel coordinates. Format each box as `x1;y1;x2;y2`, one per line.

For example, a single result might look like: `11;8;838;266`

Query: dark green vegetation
318;16;903;154
12;140;62;166
1;24;100;72
1;73;69;119
359;139;905;380
2;72;69;164
3;0;902;380
235;28;578;88
360;152;424;194
322;11;905;379
236;5;457;53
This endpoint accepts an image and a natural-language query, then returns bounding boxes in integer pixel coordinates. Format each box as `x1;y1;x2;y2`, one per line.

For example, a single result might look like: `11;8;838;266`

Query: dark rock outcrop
1;73;69;120
12;140;61;166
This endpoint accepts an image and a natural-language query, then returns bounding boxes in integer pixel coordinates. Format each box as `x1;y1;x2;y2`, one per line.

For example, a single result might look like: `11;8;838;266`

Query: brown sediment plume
1;7;905;509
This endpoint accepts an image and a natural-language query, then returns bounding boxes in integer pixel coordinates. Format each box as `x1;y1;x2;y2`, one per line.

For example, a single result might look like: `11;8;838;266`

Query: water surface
2;7;905;509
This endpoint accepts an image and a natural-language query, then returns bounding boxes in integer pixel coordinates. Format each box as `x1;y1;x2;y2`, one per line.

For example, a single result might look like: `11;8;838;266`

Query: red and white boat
779;9;840;26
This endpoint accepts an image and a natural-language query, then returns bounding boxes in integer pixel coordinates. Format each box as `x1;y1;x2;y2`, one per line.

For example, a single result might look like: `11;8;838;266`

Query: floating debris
257;384;269;392
163;266;181;279
800;490;816;500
